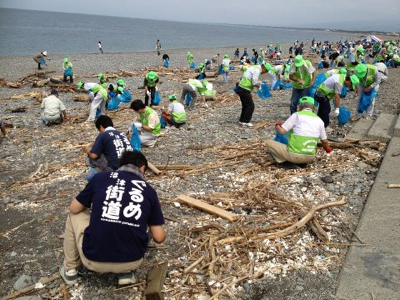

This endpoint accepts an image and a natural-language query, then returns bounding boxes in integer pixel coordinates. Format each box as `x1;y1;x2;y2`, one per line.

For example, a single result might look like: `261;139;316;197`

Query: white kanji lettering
102;201;122;219
110;172;118;179
123;203;142;219
105;184;125;201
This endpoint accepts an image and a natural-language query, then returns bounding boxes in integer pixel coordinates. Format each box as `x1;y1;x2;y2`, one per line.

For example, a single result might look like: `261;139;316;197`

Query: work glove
146;91;151;96
275;122;283;128
326;147;333;153
334;108;340;117
155;87;159;91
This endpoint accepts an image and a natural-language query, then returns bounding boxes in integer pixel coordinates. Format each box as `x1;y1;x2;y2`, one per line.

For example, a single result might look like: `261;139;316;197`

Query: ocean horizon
0;8;365;57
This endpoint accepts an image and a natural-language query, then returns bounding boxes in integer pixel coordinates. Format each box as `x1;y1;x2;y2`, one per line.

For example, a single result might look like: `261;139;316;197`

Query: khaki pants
265;140;315;164
63;210;143;273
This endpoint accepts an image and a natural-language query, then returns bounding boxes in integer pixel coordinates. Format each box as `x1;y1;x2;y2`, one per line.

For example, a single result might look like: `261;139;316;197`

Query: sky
0;0;399;32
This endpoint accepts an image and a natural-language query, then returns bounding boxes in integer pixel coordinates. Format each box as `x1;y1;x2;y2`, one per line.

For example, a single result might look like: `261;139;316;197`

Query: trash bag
197;73;205;80
218;65;223;74
153;91;161;106
163;59;169;67
130;123;141;152
64;68;73;76
233;83;239;94
185;93;192;106
250;56;255;62
274;130;289;145
317;62;324;69
123;90;132;102
357;89;377;113
190;61;196;69
257;57;263;64
95;108;101;119
308;73;327;97
160;116;167;129
229;65;235;70
273;80;282;91
337;106;351;125
340;86;348;98
107;96;120;110
255;82;272;99
280;82;293;90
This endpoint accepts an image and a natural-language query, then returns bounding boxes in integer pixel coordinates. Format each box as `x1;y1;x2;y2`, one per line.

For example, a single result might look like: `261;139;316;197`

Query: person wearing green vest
98;73;108;88
221;54;231;83
86;84;108;123
236;63;269;127
289;55;316;114
144;71;159;107
63;58;73;84
326;68;347;77
130;99;161;148
187;51;194;67
266;96;331;166
389;55;400;68
347;46;364;72
195;63;206;80
314;74;359;128
354;64;386;117
180;79;210;110
161;94;187;128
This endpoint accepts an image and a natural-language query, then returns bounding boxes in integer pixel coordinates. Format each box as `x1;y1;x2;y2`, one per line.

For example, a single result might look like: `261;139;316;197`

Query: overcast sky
0;0;399;31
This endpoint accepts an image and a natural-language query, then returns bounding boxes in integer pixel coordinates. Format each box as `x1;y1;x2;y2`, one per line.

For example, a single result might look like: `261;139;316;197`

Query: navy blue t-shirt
91;128;132;170
77;170;165;262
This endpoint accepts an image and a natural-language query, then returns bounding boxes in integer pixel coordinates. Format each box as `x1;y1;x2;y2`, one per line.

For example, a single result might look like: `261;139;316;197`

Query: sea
0;8;362;57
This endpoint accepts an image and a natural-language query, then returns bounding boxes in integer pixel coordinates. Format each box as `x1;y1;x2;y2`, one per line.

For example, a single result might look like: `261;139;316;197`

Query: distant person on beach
162;53;170;67
195;63;206;80
41;89;67;126
98;73;108;88
156;39;162;56
82;115;132;181
267;96;331;167
236;63;269;127
130;99;161;147
211;54;220;68
77;81;97;93
98;41;103;54
86;84;108;123
187;51;194;67
63;58;73;84
59;150;166;286
33;51;48;70
221;54;231;83
144;71;159;107
161;94;187;128
234;48;240;60
289;55;316;114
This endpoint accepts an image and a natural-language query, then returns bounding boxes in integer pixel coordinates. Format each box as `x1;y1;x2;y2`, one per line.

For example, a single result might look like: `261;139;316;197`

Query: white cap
42;51;47;56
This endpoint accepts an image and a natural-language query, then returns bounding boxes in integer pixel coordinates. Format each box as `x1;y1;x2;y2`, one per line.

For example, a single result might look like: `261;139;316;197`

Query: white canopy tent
361;35;383;43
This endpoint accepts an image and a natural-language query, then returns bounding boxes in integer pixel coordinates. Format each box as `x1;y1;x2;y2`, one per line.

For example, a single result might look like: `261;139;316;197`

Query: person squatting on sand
83;115;132;181
59;150;166;286
40;89;67;126
161;94;187;128
266;96;332;166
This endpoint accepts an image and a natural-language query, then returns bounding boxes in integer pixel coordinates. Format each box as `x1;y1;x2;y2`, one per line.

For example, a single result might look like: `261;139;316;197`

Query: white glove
334;108;340;117
155;87;159;91
146;91;151;96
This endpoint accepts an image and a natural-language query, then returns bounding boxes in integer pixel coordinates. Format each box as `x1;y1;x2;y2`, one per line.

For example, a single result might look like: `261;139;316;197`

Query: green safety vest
317;74;345;100
238;65;261;91
288;110;320;156
63;62;73;70
292;60;313;89
140;107;161;135
170;101;187;123
146;74;158;87
187;53;193;63
359;65;377;87
188;79;207;94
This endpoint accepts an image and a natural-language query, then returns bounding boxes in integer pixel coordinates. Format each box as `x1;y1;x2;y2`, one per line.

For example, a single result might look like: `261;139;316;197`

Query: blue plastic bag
190;62;196;69
123;90;132;101
163;59;169;67
130;123;141;152
250;56;255;62
160;116;167;129
197;73;205;80
218;65;223;74
274;130;289;145
229;65;235;70
337;106;351;125
257;57;263;64
317;62;324;69
308;73;327;97
273;80;282;91
233;84;239;94
340;86;348;98
64;68;73;76
255;82;272;99
185;93;192;106
358;89;377;113
107;96;120;110
280;82;293;90
153;91;161;106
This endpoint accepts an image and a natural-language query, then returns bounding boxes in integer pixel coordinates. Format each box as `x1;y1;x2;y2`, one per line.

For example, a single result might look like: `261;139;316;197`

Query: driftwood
300;210;329;242
73;94;91;102
177;195;240;222
388;184;400;188
251;197;346;241
148;162;162;175
145;262;168;300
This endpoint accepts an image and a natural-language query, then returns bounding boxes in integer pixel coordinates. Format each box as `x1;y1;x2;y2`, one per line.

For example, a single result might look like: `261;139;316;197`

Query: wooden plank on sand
177;195;239;222
145;262;168;300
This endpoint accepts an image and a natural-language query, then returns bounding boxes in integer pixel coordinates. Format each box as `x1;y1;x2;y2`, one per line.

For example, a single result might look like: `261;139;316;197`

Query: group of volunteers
27;38;397;287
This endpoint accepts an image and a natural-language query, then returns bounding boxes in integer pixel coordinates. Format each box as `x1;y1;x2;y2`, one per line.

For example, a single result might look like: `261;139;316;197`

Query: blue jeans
290;87;309;114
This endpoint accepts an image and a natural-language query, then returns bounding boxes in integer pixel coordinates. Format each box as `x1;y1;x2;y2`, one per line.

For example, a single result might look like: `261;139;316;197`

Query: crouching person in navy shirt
83;115;133;181
60;150;167;286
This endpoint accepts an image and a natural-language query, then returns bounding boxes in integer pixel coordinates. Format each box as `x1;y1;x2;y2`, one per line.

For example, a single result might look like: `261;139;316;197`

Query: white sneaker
59;266;78;285
243;122;254;127
117;272;137;285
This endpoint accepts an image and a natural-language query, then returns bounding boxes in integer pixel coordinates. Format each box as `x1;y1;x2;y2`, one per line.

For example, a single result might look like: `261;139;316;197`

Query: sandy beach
1;45;399;299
